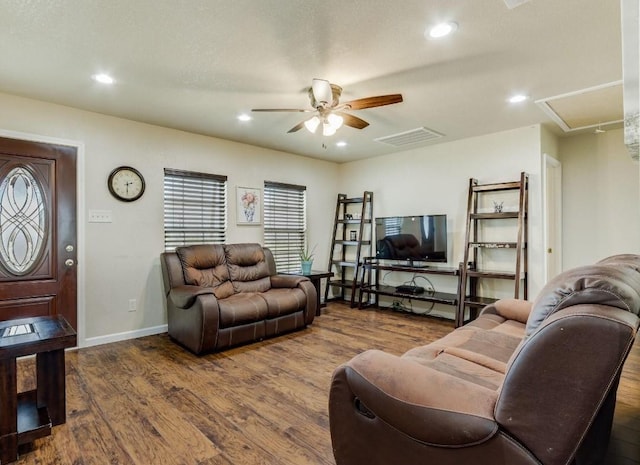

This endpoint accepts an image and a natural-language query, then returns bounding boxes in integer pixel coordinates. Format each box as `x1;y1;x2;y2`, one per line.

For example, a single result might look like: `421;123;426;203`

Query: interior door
0;136;77;330
543;154;562;281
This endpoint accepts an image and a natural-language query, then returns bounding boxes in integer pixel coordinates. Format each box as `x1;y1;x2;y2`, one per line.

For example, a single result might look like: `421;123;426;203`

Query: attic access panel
536;81;623;132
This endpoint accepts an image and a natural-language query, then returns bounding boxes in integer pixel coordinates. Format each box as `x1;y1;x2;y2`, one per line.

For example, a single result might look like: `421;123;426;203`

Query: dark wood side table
0;316;76;464
302;270;334;315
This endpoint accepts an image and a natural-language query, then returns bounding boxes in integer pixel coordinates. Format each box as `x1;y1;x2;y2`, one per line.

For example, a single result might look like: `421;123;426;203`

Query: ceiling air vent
374;127;444;147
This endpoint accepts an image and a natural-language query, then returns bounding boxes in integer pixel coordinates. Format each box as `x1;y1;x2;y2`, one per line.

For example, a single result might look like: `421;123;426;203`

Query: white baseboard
82;324;168;348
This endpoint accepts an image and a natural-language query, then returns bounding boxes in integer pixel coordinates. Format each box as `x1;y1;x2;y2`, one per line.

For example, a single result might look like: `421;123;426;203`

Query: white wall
338;125;545;315
559;127;640;268
0;92;339;345
541;125;560;159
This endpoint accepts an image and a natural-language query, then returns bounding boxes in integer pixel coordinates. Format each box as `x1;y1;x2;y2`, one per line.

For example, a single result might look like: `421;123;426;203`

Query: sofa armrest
334;349;498;446
270;274;310;288
169;285;215;309
480;298;532;324
269;275;317;324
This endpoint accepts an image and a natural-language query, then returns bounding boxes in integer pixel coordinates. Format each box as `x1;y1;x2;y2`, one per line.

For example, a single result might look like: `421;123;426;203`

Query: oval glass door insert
0;166;47;275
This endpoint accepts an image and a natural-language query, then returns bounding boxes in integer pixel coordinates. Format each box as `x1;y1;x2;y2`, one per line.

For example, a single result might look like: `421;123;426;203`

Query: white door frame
542;153;562;282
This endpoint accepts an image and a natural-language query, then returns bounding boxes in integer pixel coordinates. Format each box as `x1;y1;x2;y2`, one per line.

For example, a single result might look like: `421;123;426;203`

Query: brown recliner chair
329;254;640;465
161;243;316;354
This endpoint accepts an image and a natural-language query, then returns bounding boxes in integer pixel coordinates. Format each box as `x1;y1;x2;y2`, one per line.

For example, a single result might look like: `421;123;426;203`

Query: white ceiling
0;0;623;163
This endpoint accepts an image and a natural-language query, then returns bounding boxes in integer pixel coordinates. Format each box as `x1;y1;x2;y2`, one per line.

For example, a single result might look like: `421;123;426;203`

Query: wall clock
107;166;146;202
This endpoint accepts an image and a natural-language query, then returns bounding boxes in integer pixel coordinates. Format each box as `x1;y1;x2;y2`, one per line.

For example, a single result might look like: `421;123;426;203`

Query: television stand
359;257;462;323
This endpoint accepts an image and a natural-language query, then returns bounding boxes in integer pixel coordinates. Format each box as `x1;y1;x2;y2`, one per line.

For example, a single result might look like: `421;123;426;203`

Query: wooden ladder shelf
325;191;373;308
457;172;529;327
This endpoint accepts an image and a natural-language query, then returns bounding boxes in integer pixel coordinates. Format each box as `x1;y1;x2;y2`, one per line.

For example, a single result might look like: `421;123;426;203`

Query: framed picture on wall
236;186;261;225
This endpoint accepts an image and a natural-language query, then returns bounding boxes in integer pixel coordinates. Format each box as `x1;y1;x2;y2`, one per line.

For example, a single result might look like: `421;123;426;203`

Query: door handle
65;259;74;267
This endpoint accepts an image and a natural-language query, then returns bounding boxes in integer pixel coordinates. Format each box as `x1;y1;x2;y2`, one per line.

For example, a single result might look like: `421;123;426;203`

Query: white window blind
163;168;227;251
263;181;307;273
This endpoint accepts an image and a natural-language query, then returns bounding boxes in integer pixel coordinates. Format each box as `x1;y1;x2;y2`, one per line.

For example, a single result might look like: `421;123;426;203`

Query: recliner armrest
270;274;310;288
169;285;215;309
337;349;498;446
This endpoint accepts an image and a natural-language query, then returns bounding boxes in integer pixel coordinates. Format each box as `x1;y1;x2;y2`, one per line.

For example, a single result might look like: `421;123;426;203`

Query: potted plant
299;244;316;275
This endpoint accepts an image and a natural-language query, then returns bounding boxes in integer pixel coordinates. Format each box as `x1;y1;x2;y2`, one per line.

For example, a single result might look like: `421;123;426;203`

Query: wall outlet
128;299;137;312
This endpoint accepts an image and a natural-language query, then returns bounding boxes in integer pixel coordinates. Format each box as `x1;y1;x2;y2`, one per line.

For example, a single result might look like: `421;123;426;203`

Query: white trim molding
622;0;639;160
82;324;168;348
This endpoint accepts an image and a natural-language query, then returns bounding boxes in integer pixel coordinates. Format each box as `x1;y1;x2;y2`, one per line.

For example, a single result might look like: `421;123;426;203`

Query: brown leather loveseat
161;243;316;354
329;254;640;465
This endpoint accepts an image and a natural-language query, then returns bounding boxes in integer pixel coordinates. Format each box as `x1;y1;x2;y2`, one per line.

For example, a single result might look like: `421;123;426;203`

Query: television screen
375;215;447;263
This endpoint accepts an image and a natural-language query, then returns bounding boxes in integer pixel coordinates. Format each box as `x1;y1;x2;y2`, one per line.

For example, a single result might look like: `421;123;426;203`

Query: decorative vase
301;260;313;275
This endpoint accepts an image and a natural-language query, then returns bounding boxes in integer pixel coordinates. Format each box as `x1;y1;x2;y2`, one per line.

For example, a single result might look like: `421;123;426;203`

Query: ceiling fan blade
343;94;403;110
335;112;369;130
252;108;311;112
311;79;333;106
287;120;307;133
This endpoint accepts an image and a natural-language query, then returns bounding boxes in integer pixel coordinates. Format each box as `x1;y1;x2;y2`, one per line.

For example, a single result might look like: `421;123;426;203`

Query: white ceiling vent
374;127;444;147
503;0;531;9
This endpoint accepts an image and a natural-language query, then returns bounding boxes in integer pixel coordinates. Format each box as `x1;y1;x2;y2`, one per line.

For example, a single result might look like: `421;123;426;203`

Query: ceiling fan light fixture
327;113;344;130
311;79;333;106
304;116;321;133
322;123;337;136
253;78;402;136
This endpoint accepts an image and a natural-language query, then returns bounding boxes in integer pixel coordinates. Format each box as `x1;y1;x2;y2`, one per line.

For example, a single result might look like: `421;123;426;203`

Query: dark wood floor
12;303;640;465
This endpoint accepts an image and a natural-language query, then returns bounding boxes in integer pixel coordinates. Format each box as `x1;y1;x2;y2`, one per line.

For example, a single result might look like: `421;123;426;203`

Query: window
263;181;307;273
163;168;227;251
0;166;47;275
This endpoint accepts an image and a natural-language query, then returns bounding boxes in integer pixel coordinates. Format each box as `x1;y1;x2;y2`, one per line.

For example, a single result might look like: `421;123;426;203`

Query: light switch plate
88;209;113;223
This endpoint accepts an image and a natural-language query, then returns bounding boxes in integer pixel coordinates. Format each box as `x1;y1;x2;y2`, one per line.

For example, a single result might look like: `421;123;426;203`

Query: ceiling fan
252;79;403;136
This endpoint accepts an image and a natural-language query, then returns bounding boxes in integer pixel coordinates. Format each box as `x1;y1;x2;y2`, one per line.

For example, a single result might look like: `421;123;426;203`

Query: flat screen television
375;215;447;264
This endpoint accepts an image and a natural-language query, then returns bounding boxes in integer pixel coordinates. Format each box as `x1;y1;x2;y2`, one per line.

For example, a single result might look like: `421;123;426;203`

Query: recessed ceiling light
508;94;529;103
92;73;115;85
237;114;252;122
426;22;458;39
336;141;347;147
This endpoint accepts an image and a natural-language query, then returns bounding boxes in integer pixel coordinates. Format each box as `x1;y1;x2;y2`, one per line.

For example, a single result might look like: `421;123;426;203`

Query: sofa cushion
225;243;272;293
260;288;307;318
218;293;269;328
407;351;505;390
403;318;522;381
525;264;640;337
176;244;235;299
